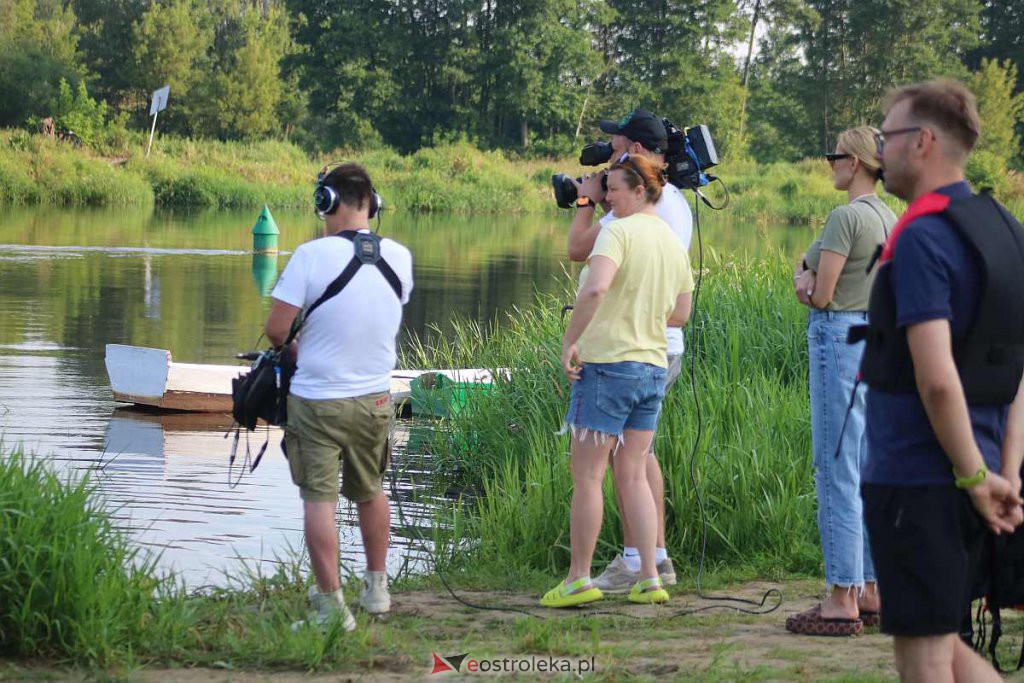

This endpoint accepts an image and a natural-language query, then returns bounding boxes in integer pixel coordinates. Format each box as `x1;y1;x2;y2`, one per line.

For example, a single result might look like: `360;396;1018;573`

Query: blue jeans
565;361;667;437
808;310;875;588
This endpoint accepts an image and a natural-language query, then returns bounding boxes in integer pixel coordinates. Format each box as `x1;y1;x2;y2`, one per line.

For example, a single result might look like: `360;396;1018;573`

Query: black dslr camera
551;122;720;208
551;141;613;209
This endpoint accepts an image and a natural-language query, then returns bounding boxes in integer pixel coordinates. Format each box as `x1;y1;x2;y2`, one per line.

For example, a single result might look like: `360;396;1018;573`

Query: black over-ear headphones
313;161;383;218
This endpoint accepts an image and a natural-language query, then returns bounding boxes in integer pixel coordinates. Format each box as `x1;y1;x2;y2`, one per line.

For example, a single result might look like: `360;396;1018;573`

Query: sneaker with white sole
291;585;357;633
359;570;391;614
594;554;678;593
593;555;639;593
657;557;677;586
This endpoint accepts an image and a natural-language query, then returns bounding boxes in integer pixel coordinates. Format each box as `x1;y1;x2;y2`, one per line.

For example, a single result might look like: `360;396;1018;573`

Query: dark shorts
862;483;987;636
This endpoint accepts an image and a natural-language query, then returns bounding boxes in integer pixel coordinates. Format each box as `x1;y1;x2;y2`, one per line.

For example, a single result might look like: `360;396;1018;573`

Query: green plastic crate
409;373;493;418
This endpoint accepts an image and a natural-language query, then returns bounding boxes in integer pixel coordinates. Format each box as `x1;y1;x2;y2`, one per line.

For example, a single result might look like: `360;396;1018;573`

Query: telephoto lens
579;141;613;166
551;173;579;208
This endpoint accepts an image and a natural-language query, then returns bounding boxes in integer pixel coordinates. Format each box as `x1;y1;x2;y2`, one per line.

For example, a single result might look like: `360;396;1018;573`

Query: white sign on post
146;85;170;158
149;85;170;116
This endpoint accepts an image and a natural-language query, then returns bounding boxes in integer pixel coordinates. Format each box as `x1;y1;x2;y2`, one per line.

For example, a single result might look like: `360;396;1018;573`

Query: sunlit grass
404;253;821;582
3;129;1023;223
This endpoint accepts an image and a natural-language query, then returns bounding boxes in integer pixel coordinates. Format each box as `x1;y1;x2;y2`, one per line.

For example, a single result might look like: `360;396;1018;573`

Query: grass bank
5;128;1023;218
1;442;907;681
406;254;819;584
0;131;558;212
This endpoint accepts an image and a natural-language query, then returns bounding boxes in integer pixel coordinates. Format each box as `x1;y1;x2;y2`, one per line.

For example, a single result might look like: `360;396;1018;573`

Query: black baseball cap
599;109;668;154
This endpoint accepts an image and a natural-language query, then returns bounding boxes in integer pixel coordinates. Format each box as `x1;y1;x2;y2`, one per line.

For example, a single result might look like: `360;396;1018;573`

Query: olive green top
805;195;898;311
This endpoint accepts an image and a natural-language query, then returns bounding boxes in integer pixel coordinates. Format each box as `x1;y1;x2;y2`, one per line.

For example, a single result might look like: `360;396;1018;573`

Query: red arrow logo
431;652;455;674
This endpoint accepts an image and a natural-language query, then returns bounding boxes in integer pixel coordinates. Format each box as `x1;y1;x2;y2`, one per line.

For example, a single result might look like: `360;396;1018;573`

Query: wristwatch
575;196;595;209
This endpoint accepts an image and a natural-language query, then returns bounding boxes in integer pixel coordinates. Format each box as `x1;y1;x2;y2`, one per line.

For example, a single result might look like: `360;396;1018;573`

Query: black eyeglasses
875;126;922;153
825;153;852;165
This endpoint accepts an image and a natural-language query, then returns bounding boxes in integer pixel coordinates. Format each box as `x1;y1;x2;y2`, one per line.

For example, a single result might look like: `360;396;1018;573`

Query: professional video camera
662;120;719;190
551;121;720;208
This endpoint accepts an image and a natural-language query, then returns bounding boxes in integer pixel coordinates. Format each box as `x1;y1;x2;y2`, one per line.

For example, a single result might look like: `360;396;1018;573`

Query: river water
0;203;810;587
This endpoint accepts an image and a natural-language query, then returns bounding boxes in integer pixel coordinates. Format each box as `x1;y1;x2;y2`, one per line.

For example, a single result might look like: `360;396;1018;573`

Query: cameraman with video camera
566;109;693;593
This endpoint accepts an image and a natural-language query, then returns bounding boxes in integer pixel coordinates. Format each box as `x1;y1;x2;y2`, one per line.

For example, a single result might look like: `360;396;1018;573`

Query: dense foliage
0;0;1021;165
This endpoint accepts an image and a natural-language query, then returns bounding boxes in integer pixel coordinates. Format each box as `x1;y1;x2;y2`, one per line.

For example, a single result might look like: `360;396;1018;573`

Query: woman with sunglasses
541;155;694;608
787;126;898;636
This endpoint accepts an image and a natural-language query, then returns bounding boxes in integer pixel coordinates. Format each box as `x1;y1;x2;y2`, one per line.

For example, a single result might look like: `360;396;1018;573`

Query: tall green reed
0;448;161;665
405;254;821;581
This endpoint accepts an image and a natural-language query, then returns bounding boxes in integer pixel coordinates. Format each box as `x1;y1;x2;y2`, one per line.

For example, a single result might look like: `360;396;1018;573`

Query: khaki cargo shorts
282;392;392;503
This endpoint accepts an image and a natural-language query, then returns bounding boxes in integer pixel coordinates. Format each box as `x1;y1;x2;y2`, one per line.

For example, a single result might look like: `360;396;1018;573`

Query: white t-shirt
599;184;693;355
271;231;414;400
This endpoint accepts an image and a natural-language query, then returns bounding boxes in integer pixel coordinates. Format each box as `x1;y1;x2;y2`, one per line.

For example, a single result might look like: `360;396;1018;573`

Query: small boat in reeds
104;344;502;415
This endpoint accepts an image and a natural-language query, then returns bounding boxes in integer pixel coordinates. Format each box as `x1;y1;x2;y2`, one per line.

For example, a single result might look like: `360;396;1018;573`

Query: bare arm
668;292;692;327
567;206;600;262
567;173;608;262
265;298;301;347
809;250;847;309
1001;373;1024;491
907;319;1022;532
561;255;617;380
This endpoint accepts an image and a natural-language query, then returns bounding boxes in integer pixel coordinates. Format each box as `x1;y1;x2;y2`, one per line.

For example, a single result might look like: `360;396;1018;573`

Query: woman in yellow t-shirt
540;155;694;609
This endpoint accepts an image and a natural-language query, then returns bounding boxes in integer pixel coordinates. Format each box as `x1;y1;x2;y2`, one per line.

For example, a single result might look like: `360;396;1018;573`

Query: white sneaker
359;570;391;614
291;585;357;633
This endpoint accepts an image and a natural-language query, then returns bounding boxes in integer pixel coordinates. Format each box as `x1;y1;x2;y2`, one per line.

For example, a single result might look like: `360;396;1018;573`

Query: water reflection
0;203;811;587
100;410;438;586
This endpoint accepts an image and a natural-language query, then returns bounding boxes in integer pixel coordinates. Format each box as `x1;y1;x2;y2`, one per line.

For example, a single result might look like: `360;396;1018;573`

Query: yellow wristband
955;464;988;490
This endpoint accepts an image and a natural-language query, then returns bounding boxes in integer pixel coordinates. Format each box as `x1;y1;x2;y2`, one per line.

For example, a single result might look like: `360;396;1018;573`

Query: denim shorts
565;361;667;437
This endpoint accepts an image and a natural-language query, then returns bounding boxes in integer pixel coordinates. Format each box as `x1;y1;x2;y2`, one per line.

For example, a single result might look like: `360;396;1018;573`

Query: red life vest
878;192;950;264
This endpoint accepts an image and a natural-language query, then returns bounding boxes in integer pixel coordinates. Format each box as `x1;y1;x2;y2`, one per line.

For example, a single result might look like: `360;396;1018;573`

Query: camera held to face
551;121;720;208
551;141;613;208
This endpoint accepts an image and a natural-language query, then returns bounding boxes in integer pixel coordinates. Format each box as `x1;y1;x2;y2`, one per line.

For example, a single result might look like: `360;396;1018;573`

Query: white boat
104;344;501;413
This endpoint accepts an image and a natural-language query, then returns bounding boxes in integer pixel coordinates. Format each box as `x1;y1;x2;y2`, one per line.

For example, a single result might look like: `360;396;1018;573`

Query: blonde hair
836;126;882;176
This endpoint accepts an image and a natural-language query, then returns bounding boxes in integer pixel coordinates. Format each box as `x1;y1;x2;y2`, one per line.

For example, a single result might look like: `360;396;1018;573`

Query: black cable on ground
675;184;783;618
387;429;547;619
362;179;781;621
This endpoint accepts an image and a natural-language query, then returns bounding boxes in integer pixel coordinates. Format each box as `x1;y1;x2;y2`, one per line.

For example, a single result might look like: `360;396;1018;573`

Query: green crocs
540;577;604;608
628;577;669;605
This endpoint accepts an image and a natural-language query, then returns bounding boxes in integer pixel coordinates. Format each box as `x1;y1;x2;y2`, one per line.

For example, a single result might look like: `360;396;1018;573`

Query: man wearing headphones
264;162;413;632
567;109;694;592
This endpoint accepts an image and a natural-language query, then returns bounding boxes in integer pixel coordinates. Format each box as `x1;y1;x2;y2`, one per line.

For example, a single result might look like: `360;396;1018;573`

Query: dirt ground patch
8;580;1024;681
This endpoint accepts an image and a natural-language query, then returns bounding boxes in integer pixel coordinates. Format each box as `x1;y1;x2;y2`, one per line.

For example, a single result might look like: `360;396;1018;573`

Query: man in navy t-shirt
861;80;1024;682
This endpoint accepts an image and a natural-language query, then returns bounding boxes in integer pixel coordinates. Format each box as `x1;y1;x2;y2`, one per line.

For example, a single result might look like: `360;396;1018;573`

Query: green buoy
252;205;280;254
252;253;278;297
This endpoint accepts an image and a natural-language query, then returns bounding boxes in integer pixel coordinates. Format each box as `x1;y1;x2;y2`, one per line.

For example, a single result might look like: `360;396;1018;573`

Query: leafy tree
968;59;1024;166
132;0;214;132
285;0;400;148
969;1;1024;92
71;0;147;106
476;0;602;150
52;78;108;143
0;44;82;126
0;0;86;126
206;4;289;139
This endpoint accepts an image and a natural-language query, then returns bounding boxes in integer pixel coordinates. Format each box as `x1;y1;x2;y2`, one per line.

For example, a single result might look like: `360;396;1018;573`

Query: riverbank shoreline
11;129;1023;221
0;578;903;681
